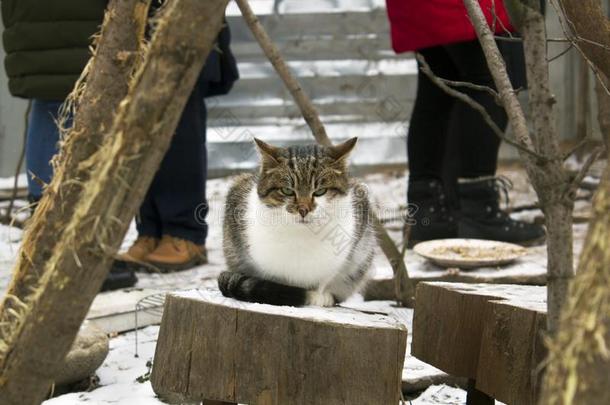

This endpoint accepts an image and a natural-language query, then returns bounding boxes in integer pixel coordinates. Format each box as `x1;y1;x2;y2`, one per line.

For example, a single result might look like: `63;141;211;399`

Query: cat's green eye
280;187;295;196
313;188;328;197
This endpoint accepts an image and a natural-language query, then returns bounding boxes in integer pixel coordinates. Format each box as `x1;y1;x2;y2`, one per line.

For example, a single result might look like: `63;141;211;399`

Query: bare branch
429;73;502;104
567;147;604;198
416;53;546;161
494;35;569;43
562;138;594;161
548;43;574;63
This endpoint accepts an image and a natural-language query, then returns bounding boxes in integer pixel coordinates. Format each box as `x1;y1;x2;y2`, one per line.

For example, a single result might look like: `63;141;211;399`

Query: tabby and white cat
218;138;376;307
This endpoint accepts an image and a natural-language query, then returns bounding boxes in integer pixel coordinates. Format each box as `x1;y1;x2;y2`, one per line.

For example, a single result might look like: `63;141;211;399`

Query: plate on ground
413;239;527;269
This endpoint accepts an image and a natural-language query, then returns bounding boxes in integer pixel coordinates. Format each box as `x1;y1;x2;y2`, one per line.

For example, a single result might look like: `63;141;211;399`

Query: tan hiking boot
119;236;159;263
145;235;207;272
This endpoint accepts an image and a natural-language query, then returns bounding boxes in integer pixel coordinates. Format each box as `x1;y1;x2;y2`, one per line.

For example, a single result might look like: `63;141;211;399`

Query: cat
218;137;376;307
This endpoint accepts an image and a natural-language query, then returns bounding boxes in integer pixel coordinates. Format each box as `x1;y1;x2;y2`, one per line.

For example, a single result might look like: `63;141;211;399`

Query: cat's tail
218;271;308;307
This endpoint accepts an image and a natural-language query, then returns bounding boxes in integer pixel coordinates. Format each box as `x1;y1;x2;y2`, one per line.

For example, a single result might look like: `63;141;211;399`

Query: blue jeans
26;99;63;199
25;94;208;245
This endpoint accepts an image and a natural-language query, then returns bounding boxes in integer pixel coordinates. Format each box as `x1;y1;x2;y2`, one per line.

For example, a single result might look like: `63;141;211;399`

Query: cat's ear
254;138;282;167
329;137;357;162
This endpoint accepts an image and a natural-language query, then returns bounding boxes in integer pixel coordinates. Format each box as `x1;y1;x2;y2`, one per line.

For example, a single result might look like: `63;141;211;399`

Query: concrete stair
206;0;415;176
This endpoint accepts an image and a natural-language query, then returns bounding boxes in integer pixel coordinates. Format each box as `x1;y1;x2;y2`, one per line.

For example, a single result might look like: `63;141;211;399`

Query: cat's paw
306;291;336;307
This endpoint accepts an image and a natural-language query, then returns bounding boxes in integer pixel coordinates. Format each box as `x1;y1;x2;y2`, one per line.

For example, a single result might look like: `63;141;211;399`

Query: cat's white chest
245;188;355;288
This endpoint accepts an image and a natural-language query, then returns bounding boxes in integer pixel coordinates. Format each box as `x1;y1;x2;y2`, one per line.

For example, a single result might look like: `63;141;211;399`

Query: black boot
458;177;546;246
101;260;138;292
406;179;458;246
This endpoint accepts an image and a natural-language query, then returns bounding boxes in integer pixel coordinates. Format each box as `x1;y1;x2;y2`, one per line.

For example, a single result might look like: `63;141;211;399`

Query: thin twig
548;43;574;63
432;76;501;104
567;147;604;197
562;138;594;161
495;35;570;43
416;53;547;162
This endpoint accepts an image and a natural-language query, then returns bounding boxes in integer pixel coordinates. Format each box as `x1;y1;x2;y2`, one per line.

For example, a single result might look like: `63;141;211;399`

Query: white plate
413;239;527;269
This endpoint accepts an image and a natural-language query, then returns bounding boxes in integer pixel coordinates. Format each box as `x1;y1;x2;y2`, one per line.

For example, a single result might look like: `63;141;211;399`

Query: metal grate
134;292;167;357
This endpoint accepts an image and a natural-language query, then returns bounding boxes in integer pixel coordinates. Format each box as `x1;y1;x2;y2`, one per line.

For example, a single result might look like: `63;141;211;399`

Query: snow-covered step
231;34;399;62
208;97;413;124
232;59;415;80
222;74;414;106
213;59;417;109
227;8;390;41
226;0;387;16
206;121;407;175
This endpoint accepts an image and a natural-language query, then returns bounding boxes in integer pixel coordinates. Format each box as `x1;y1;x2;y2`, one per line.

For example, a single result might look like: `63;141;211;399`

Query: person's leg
445;40;505;179
136;185;162;240
141;85;208;270
408;47;459;181
406;46;460;245
445;40;545;245
154;86;208;244
25;99;64;201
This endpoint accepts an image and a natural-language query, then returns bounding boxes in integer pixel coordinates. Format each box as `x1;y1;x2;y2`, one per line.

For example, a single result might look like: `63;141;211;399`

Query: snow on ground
43;326;164;405
0;224;22;291
0;165;595;404
0;173;27;190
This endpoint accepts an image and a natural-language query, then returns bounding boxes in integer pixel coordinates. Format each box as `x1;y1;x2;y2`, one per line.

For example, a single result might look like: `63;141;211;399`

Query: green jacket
1;0;107;100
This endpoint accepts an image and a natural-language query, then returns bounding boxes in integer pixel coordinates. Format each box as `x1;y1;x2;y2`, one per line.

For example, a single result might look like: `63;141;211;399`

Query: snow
0;173;27;190
225;0;387;16
0;224;22;291
177;288;406;329
0;164;593;405
43;326;164;405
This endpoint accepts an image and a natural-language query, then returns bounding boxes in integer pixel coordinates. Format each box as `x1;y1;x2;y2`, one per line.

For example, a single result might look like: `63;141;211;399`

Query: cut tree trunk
151;290;407;405
412;282;547;405
0;0;229;403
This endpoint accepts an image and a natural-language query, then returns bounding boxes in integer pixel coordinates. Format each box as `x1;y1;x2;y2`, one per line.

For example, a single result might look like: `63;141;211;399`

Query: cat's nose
298;207;309;218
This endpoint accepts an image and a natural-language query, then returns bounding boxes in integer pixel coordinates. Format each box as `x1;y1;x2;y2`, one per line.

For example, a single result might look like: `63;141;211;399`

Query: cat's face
253;138;357;221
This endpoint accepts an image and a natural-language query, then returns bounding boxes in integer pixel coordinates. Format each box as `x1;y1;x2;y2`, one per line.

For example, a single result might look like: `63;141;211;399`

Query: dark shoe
458;176;546;246
406;179;458;247
100;261;138;292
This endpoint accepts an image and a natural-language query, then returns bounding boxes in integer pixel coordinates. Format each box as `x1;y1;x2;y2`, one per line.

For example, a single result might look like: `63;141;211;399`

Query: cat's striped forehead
284;145;335;184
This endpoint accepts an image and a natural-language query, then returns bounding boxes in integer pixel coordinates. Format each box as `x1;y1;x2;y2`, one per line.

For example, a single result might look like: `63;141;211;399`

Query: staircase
206;0;416;176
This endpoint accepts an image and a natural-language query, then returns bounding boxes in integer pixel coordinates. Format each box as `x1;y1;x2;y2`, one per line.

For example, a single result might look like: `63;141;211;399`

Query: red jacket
386;0;515;53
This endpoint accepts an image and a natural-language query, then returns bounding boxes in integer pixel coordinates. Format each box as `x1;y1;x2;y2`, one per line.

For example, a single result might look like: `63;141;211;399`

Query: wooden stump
150;289;407;405
411;282;547;405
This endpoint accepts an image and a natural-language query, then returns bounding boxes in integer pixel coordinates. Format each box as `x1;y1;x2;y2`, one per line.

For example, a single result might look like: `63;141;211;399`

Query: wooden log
150;289;407;405
412;282;546;405
476;299;547;405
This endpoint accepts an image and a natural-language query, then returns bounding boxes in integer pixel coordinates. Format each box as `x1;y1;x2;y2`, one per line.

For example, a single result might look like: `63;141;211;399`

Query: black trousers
137;84;208;245
407;40;508;189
